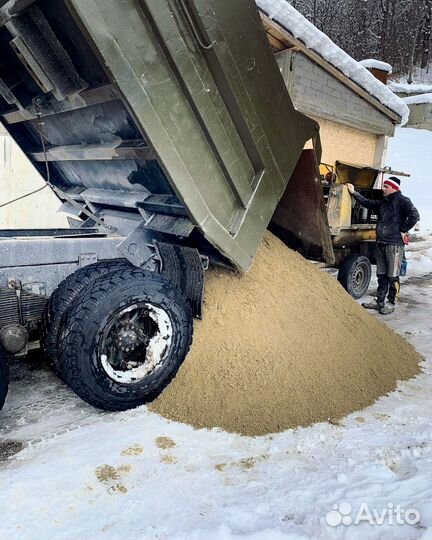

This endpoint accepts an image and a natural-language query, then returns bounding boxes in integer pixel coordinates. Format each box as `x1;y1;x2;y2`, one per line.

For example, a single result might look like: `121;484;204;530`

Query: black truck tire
337;254;372;299
56;268;193;411
41;259;133;374
0;347;9;411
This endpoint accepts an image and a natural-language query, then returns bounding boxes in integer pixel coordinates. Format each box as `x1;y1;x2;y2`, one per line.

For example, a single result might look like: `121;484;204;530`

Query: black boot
362;299;383;310
379;304;395;315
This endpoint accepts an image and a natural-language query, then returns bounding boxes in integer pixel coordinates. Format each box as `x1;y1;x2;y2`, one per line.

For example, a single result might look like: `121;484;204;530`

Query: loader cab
331;161;384;227
324;161;383;236
319;163;336;205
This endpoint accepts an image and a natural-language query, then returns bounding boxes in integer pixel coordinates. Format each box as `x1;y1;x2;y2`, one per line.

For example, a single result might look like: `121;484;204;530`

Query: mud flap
270;149;335;264
155;242;205;319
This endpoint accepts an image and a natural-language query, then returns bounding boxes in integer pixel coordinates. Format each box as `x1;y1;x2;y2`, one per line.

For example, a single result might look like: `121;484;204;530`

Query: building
257;0;408;169
0;124;67;228
389;83;432;131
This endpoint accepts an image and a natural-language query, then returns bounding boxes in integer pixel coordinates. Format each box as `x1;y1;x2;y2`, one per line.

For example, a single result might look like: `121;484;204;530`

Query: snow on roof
256;0;409;125
403;93;432;105
390;82;432;94
359;59;393;74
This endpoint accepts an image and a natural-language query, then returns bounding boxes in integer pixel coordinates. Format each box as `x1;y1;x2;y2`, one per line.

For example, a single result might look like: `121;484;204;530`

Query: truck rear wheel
57;268;193;411
0;347;9;411
337;254;372;299
41;259;133;375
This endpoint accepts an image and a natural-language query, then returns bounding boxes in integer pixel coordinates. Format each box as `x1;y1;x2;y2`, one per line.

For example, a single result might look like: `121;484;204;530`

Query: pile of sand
150;232;421;436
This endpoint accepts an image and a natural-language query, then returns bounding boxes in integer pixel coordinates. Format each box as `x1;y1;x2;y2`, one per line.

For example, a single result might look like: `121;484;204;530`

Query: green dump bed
0;0;321;270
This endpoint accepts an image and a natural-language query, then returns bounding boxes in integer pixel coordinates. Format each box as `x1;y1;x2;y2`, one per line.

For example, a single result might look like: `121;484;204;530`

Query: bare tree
420;0;431;69
285;0;432;79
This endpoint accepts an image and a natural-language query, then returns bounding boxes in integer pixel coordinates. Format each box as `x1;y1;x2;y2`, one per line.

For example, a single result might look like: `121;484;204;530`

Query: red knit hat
384;176;401;191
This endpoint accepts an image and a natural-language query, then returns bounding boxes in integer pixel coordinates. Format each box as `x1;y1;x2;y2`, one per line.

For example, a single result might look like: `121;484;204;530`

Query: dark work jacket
352;191;420;245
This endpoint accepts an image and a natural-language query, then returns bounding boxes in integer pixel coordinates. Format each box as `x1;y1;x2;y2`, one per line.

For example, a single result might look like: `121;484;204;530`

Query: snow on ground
1;132;432;540
386;127;432;232
2;240;432;540
255;0;409;124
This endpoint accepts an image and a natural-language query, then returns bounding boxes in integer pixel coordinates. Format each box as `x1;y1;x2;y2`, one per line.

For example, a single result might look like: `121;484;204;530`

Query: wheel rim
351;262;370;294
98;302;173;383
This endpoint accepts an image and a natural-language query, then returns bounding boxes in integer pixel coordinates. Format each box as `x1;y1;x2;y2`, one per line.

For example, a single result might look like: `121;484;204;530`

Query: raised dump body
0;0;328;412
0;0;322;271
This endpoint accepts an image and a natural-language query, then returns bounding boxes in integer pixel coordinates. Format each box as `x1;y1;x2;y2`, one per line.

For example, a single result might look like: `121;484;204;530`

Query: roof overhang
259;10;402;125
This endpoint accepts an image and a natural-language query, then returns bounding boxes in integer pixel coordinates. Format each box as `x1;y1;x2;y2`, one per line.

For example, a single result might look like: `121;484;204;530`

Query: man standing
346;177;420;315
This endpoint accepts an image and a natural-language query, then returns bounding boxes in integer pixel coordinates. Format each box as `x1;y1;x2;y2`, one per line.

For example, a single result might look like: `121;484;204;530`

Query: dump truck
0;0;332;411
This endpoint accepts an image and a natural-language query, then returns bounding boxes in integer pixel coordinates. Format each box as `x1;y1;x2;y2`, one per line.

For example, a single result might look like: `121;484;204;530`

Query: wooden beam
259;11;401;123
263;20;295;50
265;32;287;52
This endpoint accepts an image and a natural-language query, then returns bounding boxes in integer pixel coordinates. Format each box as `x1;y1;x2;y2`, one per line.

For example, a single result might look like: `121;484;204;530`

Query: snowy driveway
1;235;431;540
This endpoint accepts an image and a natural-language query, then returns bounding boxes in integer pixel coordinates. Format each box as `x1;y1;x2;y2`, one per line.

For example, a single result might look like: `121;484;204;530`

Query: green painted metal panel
67;0;320;271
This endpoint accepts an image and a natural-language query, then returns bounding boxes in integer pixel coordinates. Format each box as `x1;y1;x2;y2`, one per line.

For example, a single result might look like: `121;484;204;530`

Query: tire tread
57;268;193;411
42;259;133;374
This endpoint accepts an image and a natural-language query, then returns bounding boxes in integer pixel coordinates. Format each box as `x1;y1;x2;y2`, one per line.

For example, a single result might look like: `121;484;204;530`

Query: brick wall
277;50;395;138
424;106;432;130
406;102;432;130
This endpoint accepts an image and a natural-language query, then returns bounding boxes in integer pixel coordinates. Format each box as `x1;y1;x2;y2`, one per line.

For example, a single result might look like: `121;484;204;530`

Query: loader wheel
41;259;133;375
57;268;193;411
337;254;372;299
0;347;9;411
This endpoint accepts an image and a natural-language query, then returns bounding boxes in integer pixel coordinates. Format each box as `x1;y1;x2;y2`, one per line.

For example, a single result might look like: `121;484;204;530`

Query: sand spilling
150;232;421;436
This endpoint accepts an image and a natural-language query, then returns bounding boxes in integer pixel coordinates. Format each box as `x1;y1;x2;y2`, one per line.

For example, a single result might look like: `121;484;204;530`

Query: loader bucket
270;149;335;264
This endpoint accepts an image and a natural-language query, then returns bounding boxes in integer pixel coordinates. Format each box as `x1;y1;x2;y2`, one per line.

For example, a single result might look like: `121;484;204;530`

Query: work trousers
375;243;404;304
